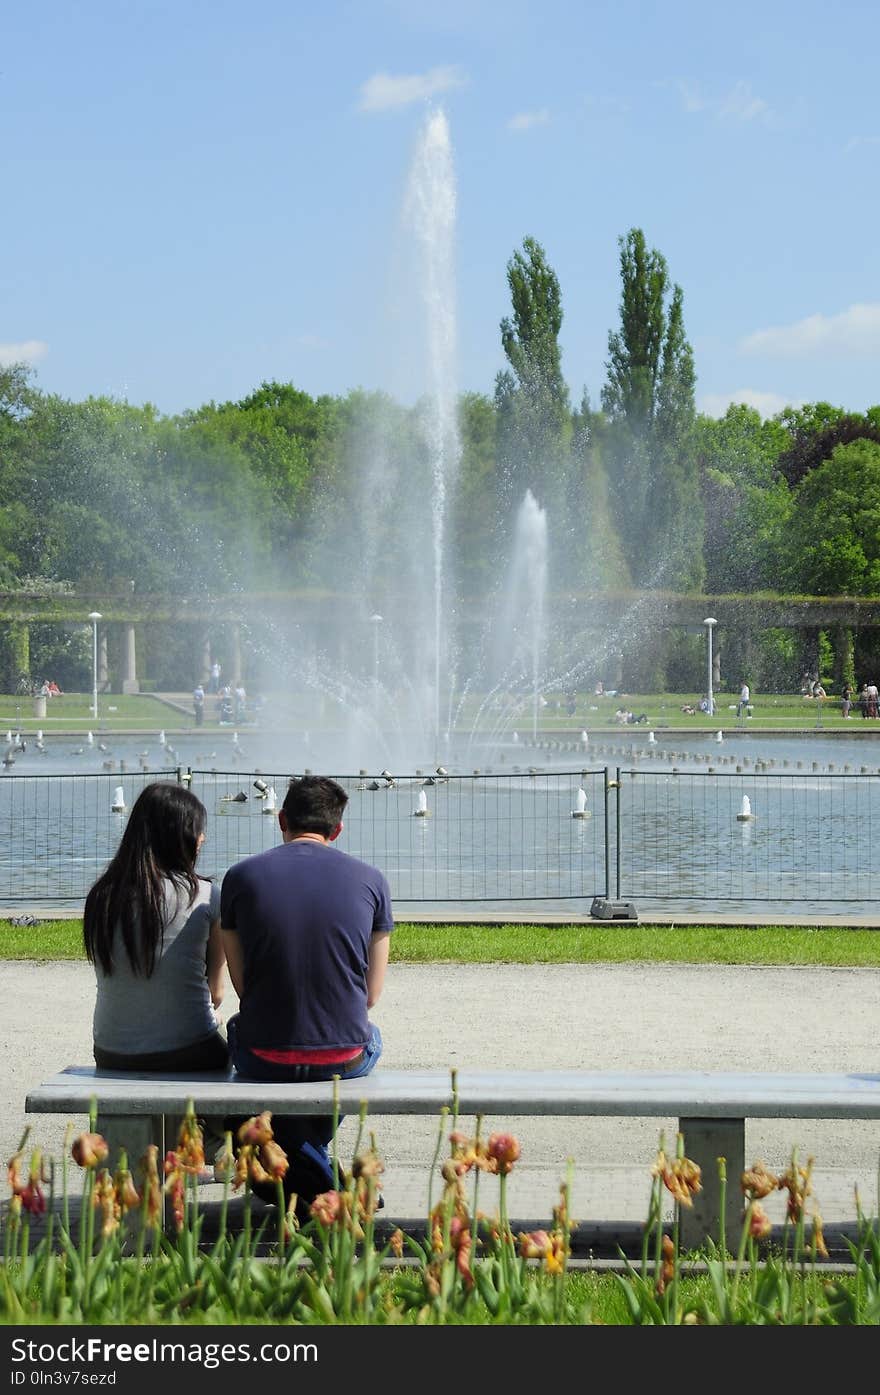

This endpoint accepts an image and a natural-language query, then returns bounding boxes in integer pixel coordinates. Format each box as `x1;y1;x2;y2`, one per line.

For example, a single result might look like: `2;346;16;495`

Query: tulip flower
741;1162;779;1200
485;1133;521;1175
71;1133;109;1170
237;1112;274;1147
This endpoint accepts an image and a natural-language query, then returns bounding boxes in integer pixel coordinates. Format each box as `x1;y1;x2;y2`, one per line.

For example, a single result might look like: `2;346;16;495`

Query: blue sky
4;0;880;418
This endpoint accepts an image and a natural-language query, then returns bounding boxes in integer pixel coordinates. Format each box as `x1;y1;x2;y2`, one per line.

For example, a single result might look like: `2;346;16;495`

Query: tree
775;403;880;487
697;404;790;591
779;439;880;595
494;237;571;538
451;391;498;601
601;229;702;590
567;390;631;590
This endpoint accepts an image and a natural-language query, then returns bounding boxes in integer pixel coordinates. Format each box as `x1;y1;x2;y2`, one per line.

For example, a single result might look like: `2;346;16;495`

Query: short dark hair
282;775;348;837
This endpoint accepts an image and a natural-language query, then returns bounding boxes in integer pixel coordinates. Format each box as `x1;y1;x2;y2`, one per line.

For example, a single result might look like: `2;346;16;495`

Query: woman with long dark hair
84;781;228;1071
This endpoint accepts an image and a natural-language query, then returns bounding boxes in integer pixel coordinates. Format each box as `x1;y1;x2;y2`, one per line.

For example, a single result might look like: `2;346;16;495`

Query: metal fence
611;766;880;903
2;765;880;907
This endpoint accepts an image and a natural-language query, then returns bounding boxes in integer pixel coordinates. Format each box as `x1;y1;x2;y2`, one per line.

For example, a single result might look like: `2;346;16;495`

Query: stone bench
26;1066;880;1246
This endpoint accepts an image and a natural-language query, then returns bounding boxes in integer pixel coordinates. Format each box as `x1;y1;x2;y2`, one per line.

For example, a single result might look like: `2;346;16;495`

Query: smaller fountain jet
571;788;590;819
414;789;430;817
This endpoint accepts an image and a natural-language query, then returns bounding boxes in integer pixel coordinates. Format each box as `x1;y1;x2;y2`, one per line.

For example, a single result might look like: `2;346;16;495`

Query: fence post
603;767;611;898
615;765;622;901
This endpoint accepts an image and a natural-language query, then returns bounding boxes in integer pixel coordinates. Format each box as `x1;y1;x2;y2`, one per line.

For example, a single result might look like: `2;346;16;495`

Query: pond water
2;727;879;917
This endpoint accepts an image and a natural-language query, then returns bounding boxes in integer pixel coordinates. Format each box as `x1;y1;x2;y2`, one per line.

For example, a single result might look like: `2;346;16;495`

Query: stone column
121;622;139;695
195;631;211;687
801;626;820;682
229;625;242;686
98;629;109;692
8;622;29;685
833;625;854;689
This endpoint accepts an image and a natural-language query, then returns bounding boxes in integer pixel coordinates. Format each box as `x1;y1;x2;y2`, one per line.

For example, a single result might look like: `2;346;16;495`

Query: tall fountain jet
404;107;461;756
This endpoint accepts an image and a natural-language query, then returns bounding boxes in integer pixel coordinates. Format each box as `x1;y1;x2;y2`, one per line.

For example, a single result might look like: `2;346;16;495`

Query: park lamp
704;617;717;717
88;612;102;721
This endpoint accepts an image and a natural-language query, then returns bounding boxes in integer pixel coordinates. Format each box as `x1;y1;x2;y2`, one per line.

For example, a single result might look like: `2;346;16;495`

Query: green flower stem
717;1155;727;1260
331;1076;341;1190
427;1105;448;1222
276;1177;286;1262
731;1199;753;1307
470;1113;484;1248
61;1123;72;1237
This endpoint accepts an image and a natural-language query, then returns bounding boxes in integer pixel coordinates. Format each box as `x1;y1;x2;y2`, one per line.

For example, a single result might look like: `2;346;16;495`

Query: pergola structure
1;589;878;692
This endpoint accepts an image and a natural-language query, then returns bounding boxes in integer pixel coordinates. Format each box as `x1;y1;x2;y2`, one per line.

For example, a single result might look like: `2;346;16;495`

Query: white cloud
741;303;880;358
678;78;772;123
358;65;466;112
507;108;550;132
845;135;880;152
677;81;707;114
718;80;770;123
699;388;801;419
0;339;47;367
295;333;330;349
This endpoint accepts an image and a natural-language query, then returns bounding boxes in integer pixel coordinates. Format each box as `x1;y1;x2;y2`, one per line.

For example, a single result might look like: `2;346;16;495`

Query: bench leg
96;1112;166;1172
678;1117;745;1252
92;1113;168;1241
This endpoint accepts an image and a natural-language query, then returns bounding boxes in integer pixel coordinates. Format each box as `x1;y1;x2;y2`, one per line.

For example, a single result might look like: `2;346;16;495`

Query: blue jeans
224;1018;382;1207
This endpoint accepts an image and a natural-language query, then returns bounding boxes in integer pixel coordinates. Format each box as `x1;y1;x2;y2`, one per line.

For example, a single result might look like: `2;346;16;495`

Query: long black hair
83;782;208;977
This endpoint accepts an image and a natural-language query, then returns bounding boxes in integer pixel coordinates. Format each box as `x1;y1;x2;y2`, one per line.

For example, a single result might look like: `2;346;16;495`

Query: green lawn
4;919;879;966
532;689;856;732
0;692;193;732
0;686;864;734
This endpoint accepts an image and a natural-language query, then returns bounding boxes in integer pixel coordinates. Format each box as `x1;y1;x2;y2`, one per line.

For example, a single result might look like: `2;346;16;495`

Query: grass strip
2;919;879;966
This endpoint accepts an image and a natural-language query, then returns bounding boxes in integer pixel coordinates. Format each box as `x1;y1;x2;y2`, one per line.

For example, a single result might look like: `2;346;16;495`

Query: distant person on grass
220;775;393;1216
83;782;228;1072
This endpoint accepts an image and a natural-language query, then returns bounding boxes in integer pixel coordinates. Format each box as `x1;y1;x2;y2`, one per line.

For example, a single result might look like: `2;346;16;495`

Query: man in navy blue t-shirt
221;775;393;1209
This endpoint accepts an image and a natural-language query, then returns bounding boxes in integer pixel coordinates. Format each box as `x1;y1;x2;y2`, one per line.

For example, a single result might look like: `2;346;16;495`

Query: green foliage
495;237;572;574
776;403;880;487
601;229;701;589
3;1105;877;1325
698;404;792;591
6;919;880;968
452;392;499;599
780;439;880;594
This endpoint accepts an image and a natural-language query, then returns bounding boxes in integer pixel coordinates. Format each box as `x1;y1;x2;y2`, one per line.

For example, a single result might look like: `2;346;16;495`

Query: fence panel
5;765;876;909
0;770;180;902
615;768;880;902
192;768;608;903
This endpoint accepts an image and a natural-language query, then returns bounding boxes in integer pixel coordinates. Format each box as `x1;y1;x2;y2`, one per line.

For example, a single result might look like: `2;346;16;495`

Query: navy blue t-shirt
220;839;394;1051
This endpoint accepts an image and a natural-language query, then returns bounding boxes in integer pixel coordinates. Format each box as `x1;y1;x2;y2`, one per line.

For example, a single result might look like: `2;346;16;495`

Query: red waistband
250;1045;364;1065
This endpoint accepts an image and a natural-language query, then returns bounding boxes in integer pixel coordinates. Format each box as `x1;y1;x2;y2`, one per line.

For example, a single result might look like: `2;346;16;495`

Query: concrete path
5;960;880;1227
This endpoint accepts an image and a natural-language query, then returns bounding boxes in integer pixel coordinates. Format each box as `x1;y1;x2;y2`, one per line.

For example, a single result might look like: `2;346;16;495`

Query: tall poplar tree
494;236;571;535
602;229;702;590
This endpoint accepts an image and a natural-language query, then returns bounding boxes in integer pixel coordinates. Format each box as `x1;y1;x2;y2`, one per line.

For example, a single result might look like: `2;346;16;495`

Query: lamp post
704;617;717;718
88;612;102;720
369;614;383;689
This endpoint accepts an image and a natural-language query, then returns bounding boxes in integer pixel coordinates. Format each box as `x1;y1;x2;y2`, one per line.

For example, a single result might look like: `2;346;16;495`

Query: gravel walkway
5;959;880;1224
